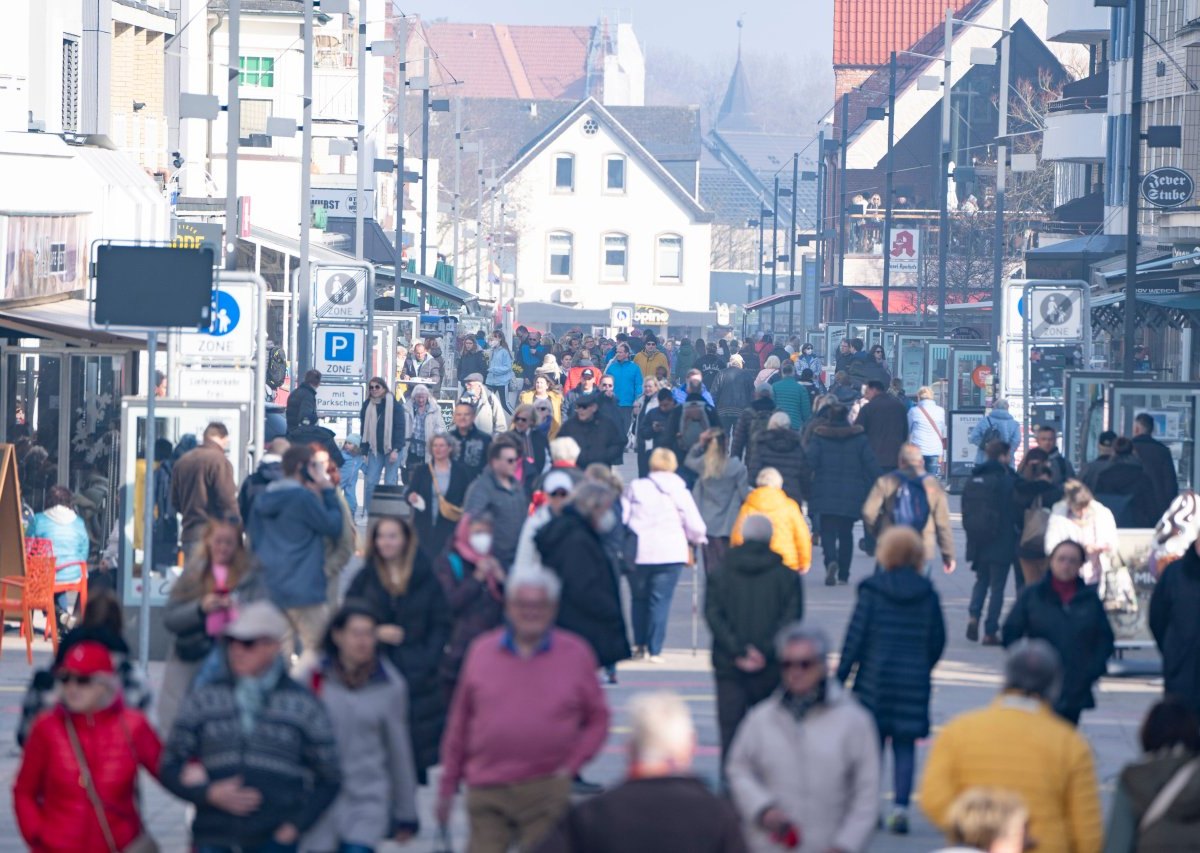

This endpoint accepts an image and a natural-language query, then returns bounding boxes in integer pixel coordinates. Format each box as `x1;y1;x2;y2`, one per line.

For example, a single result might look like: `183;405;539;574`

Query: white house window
549;232;573;278
602;234;628;281
554;154;574;191
605;155;626;192
657;234;683;281
239;98;273;148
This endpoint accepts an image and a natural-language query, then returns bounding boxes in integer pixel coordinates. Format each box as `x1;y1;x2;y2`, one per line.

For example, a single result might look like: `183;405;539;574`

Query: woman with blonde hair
1045;479;1119;585
934;788;1029;853
519;373;563;438
687;427;749;572
623;448;707;661
756;354;782;386
838;525;946;835
345;515;450;783
907;385;947;476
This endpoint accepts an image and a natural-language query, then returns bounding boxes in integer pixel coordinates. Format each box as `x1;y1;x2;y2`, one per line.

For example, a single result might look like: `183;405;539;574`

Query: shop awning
744;291;802;311
374;265;477;308
1092;290;1200;310
0;296;148;345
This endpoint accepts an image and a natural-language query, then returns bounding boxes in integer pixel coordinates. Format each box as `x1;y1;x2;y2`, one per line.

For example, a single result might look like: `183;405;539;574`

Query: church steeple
718;18;755;131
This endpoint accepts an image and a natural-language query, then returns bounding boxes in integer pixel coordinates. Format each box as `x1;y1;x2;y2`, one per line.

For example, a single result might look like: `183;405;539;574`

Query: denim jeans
923;455;941;476
630;563;683;655
339;455;364;514
819;514;856;578
880;734;916;808
363;450;400;512
968;560;1010;636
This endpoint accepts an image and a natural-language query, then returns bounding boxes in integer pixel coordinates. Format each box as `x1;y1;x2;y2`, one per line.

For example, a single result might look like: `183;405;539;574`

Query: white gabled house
496;98;714;322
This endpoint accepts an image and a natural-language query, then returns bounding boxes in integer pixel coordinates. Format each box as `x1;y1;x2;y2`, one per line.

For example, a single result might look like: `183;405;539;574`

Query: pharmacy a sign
1141;167;1194;209
889;227;920;274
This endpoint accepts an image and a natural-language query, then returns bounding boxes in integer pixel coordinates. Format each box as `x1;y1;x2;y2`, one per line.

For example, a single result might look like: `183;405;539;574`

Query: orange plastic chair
18;537;88;620
0;554;59;664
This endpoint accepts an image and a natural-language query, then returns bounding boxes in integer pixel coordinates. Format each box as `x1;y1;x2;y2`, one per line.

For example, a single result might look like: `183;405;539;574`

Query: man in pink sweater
437;569;610;852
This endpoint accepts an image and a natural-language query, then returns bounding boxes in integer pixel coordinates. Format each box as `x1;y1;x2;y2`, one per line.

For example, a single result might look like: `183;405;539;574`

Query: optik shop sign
1141;167;1195;209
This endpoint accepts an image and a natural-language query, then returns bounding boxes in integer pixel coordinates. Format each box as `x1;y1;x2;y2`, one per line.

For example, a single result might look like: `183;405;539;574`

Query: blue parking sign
324;332;354;362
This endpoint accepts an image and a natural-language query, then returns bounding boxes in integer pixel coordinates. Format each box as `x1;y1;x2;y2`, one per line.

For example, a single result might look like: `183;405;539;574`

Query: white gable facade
502;104;712;314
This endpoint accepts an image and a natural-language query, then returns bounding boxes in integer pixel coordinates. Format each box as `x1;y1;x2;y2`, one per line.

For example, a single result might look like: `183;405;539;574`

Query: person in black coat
457;336;487;389
965;443;1021;644
636;389;677;478
1094;437;1160;528
404;433;472;562
345;516;451;784
1149;537;1200;715
1001;539;1115;725
1011;448;1065;590
838;526;945;833
556;395;625;468
805;404;881;584
534;485;631;670
434;515;506;698
712;357;755;436
1133;414;1180;522
855;380;909;473
285;369;320;431
506;405;551;498
747;414;810;505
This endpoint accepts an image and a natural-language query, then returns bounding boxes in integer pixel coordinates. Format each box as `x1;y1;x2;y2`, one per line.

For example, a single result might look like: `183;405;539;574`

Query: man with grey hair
727;622;880;853
731;382;777;461
438;569;609;851
862;443;956;575
969;397;1022;465
706;514;800;767
535;692;747;852
918;639;1102;853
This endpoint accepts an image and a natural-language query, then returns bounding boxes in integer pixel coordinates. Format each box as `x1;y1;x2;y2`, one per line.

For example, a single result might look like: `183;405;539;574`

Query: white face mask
468;532;493;554
595;513;616;534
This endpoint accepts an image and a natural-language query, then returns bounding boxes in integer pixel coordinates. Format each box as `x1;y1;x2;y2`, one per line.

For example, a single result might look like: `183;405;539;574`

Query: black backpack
265;345;288;390
975;415;1003;449
962;467;1006;543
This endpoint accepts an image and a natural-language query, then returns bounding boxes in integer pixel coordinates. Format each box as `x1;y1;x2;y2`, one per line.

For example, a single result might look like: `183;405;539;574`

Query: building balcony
1047;0;1111;44
1043;109;1107;163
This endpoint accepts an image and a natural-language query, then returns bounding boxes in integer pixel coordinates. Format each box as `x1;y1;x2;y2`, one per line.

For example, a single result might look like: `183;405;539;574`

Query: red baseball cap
58;641;114;676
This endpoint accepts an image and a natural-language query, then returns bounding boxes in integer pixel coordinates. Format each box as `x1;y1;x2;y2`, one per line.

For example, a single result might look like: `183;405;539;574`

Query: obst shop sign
1141;167;1195;209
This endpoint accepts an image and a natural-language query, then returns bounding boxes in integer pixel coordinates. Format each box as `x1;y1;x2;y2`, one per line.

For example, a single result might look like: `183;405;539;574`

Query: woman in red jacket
14;641;162;853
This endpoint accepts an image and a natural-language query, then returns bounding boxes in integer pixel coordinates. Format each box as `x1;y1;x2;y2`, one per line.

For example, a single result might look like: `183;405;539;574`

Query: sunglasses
548;489;570;498
229;637;269;650
57;673;94;686
369;383;384;390
513;416;529;424
780;657;821;671
499;455;519;464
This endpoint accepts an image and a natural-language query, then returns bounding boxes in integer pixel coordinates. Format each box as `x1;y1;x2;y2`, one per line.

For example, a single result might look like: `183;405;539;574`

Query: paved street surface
0;459;1162;852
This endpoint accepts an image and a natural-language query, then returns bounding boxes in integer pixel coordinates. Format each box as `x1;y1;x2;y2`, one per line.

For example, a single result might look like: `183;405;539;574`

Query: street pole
453;95;461;286
224;0;240;271
756;213;765;303
354;0;367;260
811;128;825;331
771;175;780;332
394;16;407;279
419;48;431;276
297;0;314;371
138;331;158;671
474;147;482;294
937;8;953;339
992;0;1011;391
1123;0;1145;378
838;93;850;320
882;51;897;344
788;152;798;335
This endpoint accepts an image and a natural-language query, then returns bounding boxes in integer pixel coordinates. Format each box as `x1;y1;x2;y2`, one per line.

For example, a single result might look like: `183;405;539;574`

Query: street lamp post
771;176;780;331
297;0;314;370
756;212;766;302
838;93;850;320
788;152;799;336
992;0;1012;392
1123;0;1146;378
882;52;897;341
937;8;953;339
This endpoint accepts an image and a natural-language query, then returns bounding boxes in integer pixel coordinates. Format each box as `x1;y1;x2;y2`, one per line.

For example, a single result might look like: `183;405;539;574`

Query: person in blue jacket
604;342;644;439
26;485;90;627
247;443;343;671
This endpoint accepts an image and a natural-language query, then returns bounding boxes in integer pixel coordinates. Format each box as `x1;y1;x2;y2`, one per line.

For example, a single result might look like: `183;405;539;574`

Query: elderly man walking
862;444;956;576
437;570;610;853
727;623;880;853
919;640;1103;853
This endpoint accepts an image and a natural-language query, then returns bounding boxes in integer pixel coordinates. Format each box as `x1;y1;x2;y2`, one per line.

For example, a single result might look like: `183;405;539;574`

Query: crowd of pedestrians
12;326;1200;853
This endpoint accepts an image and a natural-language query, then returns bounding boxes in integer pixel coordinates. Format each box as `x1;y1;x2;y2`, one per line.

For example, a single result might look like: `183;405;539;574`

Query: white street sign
888;227;921;274
311;187;376;218
314;326;366;378
610;304;633;329
175;366;255;401
174;281;255;360
314;266;368;320
1029;288;1084;341
316;382;364;416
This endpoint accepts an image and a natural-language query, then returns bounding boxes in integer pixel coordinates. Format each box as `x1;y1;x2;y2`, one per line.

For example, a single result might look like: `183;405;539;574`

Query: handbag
1020;494;1050;557
64;714;160;853
429;464;464;522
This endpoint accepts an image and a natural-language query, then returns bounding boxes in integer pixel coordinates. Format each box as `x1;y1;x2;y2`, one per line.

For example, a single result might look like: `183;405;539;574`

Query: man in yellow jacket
731;467;811;573
919;639;1102;853
634;337;671;383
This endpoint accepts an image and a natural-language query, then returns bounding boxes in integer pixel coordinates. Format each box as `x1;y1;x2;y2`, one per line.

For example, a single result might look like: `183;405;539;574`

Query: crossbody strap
1140;757;1200;831
64;715;121;853
917;404;944;442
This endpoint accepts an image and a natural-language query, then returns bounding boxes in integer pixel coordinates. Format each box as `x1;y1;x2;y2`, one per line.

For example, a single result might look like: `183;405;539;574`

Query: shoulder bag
64;714;159;853
1140;756;1200;831
429;463;464;522
916;403;947;450
1020;494;1050;557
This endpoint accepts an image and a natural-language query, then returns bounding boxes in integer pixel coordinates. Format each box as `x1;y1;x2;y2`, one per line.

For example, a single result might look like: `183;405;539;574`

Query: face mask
596;513;616;534
468;532;493;554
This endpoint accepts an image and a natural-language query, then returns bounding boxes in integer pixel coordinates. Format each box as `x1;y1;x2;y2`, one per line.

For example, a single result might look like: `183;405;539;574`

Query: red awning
851;288;921;314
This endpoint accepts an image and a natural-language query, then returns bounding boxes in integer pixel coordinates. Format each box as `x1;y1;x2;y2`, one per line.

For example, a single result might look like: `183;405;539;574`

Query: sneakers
647;654;665;664
825;562;838;586
981;634;1002;646
885;809;909;835
631;646;646;661
966;617;979;642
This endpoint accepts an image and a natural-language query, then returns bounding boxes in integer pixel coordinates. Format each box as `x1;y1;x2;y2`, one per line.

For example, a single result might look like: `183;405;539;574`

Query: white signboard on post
174;281;255;360
175;367;255;401
314;327;366;378
311;187;376;218
610;304;633;330
888;227;921;274
1029;287;1084;341
314;266;369;320
316;382;365;415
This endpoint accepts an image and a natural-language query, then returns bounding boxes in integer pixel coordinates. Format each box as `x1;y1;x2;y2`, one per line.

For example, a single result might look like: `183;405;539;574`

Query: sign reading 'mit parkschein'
1141;167;1194;209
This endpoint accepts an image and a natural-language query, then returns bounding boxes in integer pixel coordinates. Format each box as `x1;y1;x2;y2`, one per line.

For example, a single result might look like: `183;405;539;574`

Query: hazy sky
403;1;834;65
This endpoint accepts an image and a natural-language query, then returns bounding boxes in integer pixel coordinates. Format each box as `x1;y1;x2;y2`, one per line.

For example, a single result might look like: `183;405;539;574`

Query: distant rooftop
833;0;976;67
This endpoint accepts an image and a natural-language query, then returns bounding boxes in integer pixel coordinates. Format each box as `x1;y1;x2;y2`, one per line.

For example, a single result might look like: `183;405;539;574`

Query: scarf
233;656;284;735
331;655;377;691
451;517;504;600
376;557;414;597
363;396;396;454
780;678;828;722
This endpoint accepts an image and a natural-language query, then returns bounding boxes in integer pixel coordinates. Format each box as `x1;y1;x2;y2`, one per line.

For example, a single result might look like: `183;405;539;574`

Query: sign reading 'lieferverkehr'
1141;167;1195;209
